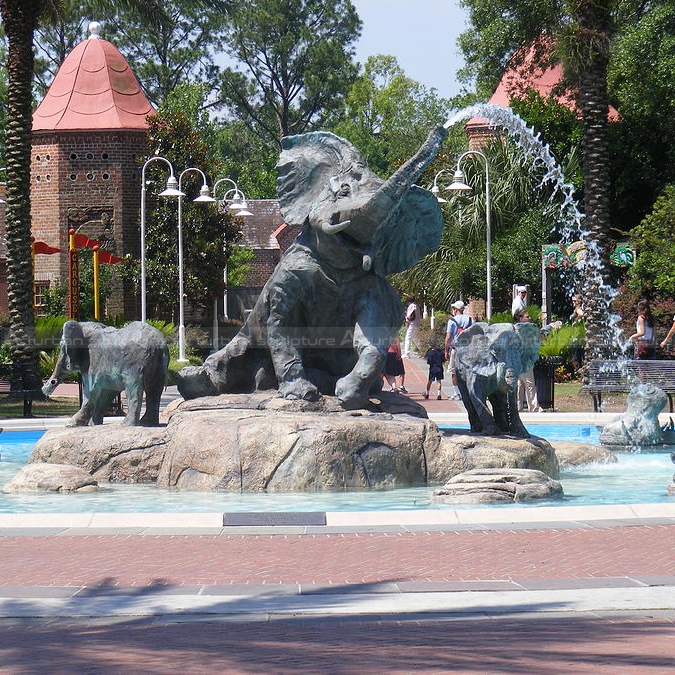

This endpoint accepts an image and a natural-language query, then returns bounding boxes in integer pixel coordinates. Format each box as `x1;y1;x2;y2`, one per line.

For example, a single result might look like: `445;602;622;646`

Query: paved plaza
0;356;674;673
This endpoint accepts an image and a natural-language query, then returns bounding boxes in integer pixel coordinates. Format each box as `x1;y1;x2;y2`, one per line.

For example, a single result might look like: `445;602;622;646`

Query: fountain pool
0;427;672;513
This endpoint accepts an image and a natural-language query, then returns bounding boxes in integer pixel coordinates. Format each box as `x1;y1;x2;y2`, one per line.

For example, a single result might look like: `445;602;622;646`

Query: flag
97;250;123;264
73;233;102;249
32;241;61;255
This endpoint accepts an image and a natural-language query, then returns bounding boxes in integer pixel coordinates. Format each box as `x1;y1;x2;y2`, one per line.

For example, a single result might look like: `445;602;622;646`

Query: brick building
0;22;302;327
27;21;155;319
226;199;299;321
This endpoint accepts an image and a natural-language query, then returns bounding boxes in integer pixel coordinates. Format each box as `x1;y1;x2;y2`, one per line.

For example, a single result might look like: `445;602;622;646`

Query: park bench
0;362;43;417
582;359;675;413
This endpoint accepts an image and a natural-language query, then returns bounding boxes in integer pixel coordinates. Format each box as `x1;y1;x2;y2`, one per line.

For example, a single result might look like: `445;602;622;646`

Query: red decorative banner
32;241;61;255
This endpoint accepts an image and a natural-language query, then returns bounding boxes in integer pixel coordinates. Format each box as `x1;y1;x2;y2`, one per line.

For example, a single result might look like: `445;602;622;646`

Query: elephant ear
276;131;378;228
455;322;492;373
370;186;444;276
62;320;89;373
514;322;541;372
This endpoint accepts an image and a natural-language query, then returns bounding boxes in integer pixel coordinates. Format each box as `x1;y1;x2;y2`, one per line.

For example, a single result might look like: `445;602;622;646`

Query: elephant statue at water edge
177;125;448;409
42;320;169;426
454;322;541;437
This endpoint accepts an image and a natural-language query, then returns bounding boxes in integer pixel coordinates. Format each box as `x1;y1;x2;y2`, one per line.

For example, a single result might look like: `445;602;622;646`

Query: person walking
630;299;656;359
382;337;406;392
444;300;473;401
402;295;421;359
423;343;445;400
515;309;543;413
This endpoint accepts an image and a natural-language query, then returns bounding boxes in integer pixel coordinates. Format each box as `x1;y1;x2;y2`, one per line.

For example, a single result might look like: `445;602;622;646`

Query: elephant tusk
321;219;352;234
362;254;372;271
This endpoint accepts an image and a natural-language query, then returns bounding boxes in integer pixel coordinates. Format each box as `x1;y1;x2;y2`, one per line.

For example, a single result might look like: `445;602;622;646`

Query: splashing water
443;103;627;359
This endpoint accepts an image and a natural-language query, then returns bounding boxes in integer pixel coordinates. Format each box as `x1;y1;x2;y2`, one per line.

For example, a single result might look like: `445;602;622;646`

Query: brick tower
31;21;155;319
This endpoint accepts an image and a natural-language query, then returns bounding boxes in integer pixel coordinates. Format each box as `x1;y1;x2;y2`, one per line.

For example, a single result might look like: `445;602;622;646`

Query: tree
628;184;675;298
457;0;632;357
393;136;582;315
217;0;361;146
0;0;170;392
333;55;453;176
607;4;675;230
30;1;230;105
131;90;243;322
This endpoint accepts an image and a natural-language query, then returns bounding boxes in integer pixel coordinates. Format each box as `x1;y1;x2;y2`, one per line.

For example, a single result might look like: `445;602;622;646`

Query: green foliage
628;184;675;297
130;106;239;321
146;319;177;342
226;246;255;288
334;55;454;176
539;322;585;358
217;0;361;144
0;341;11;365
41;283;67;317
394;138;574;314
414;315;448;355
35;316;68;351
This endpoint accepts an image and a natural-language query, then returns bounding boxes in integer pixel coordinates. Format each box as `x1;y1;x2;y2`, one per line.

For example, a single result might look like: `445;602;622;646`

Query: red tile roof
33;29;155;131
466;38;619;132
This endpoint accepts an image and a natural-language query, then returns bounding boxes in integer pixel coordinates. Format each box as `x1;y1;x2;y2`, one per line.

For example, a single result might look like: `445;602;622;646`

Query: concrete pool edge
1;502;675;534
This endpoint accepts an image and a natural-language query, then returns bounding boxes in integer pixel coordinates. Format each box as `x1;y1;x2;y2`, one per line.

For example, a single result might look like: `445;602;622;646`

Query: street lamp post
212;179;252;329
176;168;216;363
445;150;493;320
430;168;452;203
139;157;184;322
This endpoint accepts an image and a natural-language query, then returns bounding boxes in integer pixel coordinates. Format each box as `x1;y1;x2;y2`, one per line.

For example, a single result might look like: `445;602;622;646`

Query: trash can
533;358;560;411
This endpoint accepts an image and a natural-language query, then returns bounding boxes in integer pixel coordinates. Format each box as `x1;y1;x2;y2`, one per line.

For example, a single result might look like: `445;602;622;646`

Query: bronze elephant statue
177;125;448;409
455;322;541;437
42;321;169;426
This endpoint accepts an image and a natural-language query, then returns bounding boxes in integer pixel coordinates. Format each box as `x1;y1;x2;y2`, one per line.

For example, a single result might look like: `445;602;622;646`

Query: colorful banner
542;241;591;269
610;243;635;267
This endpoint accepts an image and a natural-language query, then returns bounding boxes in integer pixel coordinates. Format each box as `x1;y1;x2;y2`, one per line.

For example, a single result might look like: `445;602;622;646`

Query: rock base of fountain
432;468;563;504
5;392;568;495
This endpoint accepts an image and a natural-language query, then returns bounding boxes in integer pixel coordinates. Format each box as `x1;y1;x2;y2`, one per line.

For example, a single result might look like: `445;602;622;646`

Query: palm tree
0;0;228;397
561;0;616;358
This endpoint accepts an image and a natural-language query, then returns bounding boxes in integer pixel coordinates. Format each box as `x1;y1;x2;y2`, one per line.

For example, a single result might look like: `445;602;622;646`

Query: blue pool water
0;426;673;513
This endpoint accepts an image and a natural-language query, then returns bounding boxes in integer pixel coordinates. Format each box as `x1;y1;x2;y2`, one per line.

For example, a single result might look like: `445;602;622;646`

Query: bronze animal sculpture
177;126;448;409
43;321;169;426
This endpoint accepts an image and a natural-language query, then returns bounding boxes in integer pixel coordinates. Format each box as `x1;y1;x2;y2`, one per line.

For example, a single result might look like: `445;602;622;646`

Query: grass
0;396;80;419
553;381;627;413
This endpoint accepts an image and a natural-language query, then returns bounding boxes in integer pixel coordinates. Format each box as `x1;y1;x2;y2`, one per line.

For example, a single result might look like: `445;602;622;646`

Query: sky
350;0;470;100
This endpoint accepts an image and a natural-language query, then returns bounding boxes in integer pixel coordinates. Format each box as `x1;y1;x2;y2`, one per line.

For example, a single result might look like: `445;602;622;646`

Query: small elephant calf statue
454;321;540;437
42;320;169;427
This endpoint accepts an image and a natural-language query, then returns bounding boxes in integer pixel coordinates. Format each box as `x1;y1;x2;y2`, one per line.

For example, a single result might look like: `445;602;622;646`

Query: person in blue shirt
444;300;473;400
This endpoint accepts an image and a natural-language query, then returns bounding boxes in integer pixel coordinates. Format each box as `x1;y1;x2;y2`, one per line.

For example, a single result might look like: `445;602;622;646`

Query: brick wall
31;129;149;319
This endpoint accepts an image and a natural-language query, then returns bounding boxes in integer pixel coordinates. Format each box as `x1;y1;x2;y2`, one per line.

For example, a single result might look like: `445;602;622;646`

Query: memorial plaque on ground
223;512;327;526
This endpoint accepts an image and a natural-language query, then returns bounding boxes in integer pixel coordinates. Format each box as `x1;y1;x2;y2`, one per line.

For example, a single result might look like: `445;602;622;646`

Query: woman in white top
629;299;655;359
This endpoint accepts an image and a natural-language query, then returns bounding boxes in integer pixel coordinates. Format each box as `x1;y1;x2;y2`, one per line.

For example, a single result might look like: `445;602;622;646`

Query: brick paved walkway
2;358;675;672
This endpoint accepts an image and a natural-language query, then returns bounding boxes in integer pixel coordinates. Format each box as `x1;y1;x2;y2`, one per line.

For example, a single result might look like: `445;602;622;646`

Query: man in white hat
511;285;528;317
444;300;473;400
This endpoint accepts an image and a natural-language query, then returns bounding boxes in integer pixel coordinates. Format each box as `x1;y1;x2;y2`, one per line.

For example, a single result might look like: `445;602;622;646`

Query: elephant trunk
41;345;69;397
359;124;448;217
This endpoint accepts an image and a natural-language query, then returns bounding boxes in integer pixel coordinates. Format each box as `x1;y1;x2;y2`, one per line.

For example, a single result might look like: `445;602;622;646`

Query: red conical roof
33;23;155;131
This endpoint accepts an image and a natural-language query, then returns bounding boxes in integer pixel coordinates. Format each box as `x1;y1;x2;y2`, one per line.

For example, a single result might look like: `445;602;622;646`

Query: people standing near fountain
630;299;656;359
660;314;675;349
383;337;406;392
511;285;528;317
445;300;473;401
423;342;445;400
515;310;543;412
570;294;585;323
402;295;421;359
